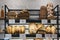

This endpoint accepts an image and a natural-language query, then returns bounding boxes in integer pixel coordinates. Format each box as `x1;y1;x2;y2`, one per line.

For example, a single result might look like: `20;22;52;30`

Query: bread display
39;6;47;19
6;23;57;34
6;25;25;34
47;3;56;19
29;23;57;34
7;11;17;19
17;9;29;19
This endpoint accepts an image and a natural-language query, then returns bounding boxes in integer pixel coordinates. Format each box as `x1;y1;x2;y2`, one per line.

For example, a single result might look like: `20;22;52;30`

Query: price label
51;34;57;38
20;19;26;23
36;34;42;38
45;34;51;38
9;19;15;24
42;19;47;24
51;20;56;24
20;34;26;39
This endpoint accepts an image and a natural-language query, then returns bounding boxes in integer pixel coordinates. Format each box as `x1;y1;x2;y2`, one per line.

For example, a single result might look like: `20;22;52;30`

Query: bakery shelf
4;5;59;39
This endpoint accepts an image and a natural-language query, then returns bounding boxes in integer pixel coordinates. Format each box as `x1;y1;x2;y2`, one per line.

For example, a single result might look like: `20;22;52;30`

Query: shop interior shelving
4;5;59;40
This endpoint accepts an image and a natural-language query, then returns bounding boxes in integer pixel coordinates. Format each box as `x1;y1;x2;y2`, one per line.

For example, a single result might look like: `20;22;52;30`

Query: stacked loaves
6;25;25;34
47;3;56;19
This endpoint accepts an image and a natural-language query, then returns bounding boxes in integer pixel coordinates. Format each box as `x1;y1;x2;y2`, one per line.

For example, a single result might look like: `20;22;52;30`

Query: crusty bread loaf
19;26;25;33
29;23;37;34
17;9;29;19
6;26;12;34
50;26;56;34
39;6;47;19
7;11;17;19
45;25;51;33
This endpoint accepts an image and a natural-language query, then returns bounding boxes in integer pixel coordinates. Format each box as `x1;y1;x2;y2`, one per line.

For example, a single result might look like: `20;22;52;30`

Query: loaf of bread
6;26;12;34
11;26;16;34
17;9;29;19
19;26;25;33
39;6;47;19
7;11;17;19
45;25;51;33
50;26;56;34
47;3;56;19
29;23;37;34
37;24;45;30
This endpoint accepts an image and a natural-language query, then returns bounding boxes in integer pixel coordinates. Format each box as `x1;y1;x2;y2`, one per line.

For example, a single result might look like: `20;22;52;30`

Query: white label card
42;19;47;24
20;19;26;23
9;19;15;24
36;34;42;38
51;20;56;24
45;34;51;38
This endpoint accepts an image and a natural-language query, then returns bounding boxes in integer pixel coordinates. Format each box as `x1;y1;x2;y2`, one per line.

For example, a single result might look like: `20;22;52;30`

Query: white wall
0;0;60;9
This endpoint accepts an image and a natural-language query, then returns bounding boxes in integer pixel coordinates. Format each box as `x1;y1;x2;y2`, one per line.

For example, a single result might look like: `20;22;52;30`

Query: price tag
42;19;47;24
20;19;26;23
5;34;11;38
51;34;57;38
9;19;15;24
25;30;29;34
20;34;26;39
45;34;51;38
59;25;60;28
59;30;60;33
51;20;56;24
59;20;60;24
36;34;42;38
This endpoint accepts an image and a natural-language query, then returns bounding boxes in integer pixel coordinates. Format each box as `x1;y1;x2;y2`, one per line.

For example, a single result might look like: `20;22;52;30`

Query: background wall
0;0;60;9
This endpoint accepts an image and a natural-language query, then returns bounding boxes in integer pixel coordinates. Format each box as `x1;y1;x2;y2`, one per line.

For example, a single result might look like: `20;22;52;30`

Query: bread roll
37;24;45;30
15;26;20;33
45;25;51;33
50;26;56;34
29;23;37;34
6;26;12;34
21;26;25;33
11;26;15;34
19;26;25;33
